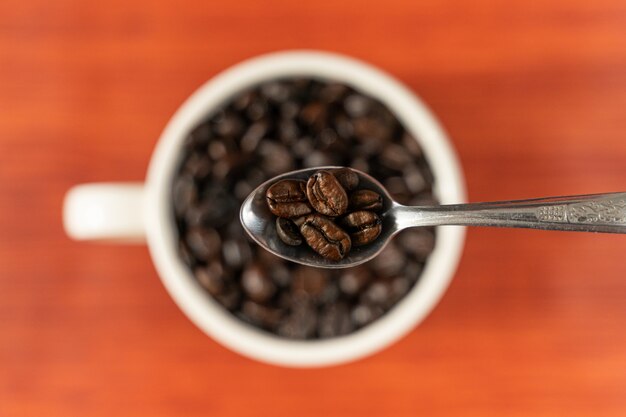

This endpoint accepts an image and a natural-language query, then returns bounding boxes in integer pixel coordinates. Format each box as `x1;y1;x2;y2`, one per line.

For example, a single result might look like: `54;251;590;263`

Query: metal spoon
240;166;626;269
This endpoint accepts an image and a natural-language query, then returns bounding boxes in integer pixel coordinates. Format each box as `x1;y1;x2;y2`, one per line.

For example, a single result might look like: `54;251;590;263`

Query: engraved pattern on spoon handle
397;192;626;233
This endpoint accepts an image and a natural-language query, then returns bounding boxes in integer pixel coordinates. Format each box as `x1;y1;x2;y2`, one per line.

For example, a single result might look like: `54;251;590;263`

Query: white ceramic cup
63;51;466;367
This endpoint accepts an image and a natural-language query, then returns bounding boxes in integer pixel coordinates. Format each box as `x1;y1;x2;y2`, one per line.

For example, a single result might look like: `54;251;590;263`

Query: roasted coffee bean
184;122;212;150
276;217;303;246
339;266;372;296
306;171;349;216
300;214;351;261
241;263;276;303
241;301;282;329
213;110;245;137
349;189;383;211
184;152;211;179
173;77;440;340
240;120;268;152
372;242;406;276
341;211;382;246
353;117;393;142
172;175;197;216
195;262;224;296
361;282;391;306
303;151;336;168
332;167;359;191
319;302;353;337
351;303;384;327
292;266;328;300
344;94;373;118
277;300;317;339
398;229;436;261
269;262;291;287
178;241;195;267
185;227;221;261
222;239;253;269
299;101;326;128
319;83;349;104
214;283;241;311
266;179;312;218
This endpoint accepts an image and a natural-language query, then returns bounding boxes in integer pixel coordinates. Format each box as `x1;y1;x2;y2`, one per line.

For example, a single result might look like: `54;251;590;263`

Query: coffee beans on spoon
266;168;383;260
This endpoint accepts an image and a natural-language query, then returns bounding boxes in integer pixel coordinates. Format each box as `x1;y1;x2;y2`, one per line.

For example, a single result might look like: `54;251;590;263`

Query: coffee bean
184;122;212;151
351;303;384;327
332;167;359;191
404;166;427;194
353;117;393;142
319;302;353;337
402;132;423;158
341;211;382;246
280;101;300;120
266;179;312;218
303;151;337;168
276;217;303;246
269;262;291;287
299;101;326;128
195;262;224;296
339;267;372;296
380;144;413;169
172;175;197;216
344;94;373;118
259;142;294;176
319;83;349;104
234;180;254;200
241;263;276;303
261;81;291;102
292;137;314;158
246;97;269;121
317;128;338;150
372;242;406;276
332;115;353;140
240;120;268;152
186;194;235;228
384;177;411;204
349;189;383;211
208;141;227;160
184;152;211;179
278;119;300;143
300;214;351;261
277;300;317;339
178;241;195;267
214;283;241;311
241;301;282;329
306;171;349;216
350;157;369;173
185;227;221;261
292;266;328;300
398;229;436;261
213;110;245;137
361;282;390;306
222;239;253;269
389;276;412;305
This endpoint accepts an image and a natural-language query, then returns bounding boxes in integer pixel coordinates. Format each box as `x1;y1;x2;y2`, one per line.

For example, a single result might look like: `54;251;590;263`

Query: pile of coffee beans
266;168;383;260
172;78;437;339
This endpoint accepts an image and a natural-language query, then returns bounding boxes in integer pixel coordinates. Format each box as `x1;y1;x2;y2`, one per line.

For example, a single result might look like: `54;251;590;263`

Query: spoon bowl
240;166;400;268
241;167;626;269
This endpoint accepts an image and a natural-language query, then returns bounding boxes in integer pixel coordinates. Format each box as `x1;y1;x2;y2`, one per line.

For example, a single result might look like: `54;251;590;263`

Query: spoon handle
396;192;626;233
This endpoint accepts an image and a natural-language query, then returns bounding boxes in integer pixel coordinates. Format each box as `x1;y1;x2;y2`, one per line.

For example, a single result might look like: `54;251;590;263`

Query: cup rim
145;50;466;367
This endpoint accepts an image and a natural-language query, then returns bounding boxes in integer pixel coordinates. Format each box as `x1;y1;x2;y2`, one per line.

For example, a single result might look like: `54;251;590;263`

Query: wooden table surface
2;1;626;416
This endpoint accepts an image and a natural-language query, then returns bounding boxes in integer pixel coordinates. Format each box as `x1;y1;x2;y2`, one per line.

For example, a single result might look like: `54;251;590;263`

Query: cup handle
63;183;146;243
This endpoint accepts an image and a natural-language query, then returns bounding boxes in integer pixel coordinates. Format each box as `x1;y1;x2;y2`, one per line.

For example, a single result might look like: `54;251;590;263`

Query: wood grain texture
1;0;626;416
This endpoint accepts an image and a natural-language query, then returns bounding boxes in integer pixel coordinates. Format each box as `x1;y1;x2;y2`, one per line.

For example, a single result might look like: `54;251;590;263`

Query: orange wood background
2;1;626;416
